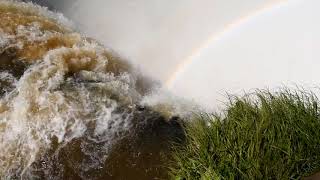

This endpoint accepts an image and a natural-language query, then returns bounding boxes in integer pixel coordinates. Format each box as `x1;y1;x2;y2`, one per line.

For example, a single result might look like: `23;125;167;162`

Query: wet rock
29;106;185;180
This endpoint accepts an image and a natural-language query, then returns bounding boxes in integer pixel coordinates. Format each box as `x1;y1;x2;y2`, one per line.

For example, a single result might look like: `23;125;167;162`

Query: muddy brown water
0;50;185;180
0;2;186;177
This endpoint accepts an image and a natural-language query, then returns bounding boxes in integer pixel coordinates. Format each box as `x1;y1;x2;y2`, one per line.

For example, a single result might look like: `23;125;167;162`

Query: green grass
170;89;320;180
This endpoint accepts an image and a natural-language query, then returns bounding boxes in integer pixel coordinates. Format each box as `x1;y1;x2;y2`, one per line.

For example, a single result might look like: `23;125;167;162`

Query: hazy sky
34;0;320;109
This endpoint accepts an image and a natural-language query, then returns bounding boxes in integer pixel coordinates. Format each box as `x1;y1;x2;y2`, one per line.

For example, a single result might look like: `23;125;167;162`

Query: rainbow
165;0;290;89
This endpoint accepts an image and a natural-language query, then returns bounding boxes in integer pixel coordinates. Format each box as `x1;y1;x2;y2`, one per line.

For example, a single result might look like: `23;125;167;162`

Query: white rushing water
0;1;143;177
0;1;198;178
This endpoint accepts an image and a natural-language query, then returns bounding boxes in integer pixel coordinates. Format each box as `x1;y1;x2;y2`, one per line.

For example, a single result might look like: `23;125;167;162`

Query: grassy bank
170;89;320;179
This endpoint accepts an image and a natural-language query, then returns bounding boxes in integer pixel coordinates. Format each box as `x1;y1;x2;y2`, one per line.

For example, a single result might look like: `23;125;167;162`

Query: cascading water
0;1;186;179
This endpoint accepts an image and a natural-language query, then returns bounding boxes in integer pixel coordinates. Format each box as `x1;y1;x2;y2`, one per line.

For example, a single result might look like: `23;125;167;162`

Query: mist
36;0;278;83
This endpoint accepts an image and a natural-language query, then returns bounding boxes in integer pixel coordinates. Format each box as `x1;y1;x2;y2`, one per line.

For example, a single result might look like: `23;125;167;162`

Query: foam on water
0;1;160;178
0;1;192;179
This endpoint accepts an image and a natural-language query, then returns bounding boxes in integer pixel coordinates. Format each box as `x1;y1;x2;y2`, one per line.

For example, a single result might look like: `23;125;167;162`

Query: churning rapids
0;1;191;179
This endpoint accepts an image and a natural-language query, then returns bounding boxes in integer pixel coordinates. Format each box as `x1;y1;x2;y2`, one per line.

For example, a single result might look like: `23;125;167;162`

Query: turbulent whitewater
0;1;185;179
